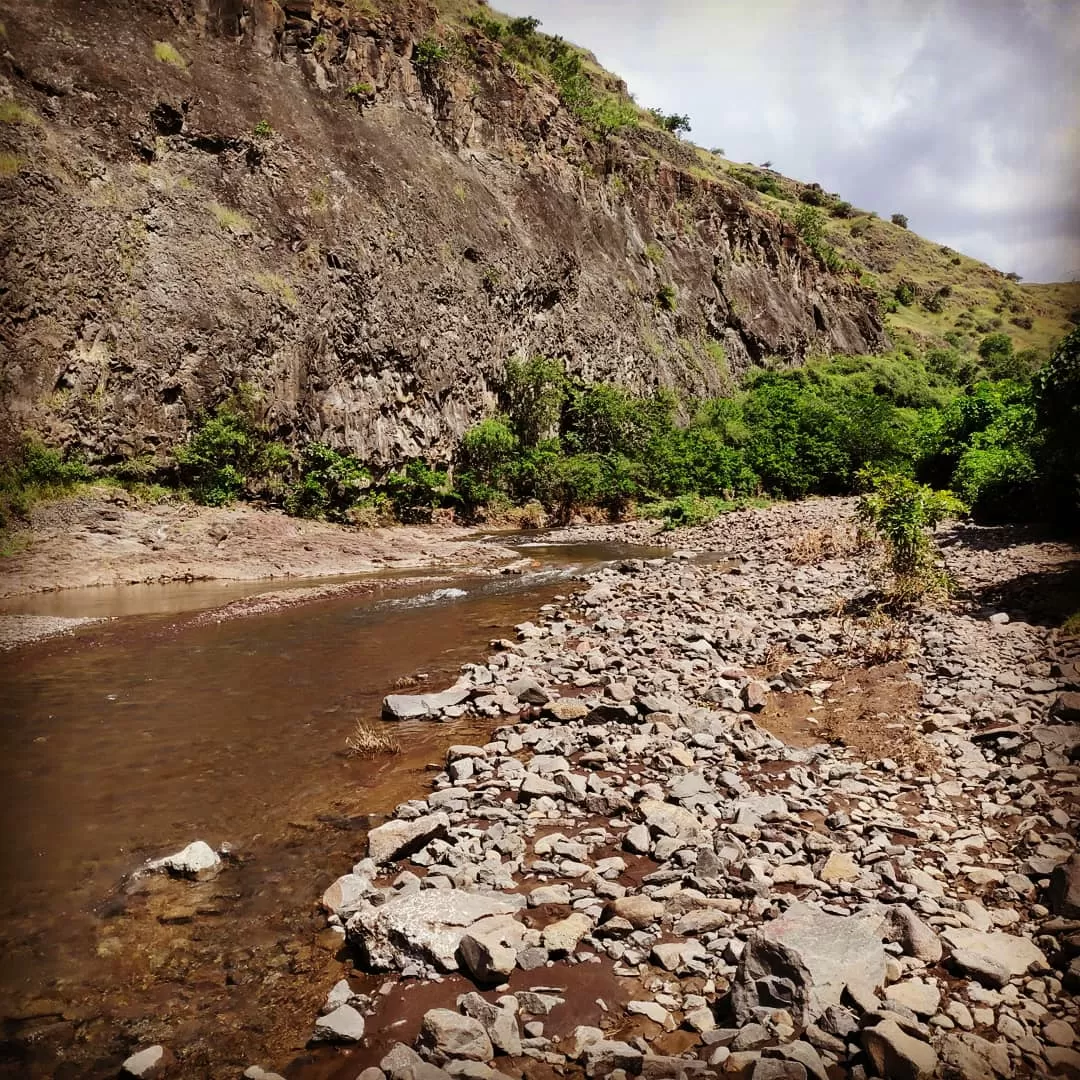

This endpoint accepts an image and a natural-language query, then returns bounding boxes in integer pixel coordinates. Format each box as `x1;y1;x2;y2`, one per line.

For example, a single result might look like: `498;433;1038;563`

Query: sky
494;0;1080;283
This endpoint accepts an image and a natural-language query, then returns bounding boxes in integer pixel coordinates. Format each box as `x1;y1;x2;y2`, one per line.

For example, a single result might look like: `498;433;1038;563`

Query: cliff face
0;0;886;466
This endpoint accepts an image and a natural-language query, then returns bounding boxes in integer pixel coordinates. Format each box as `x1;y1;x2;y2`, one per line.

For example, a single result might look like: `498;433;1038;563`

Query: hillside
718;163;1079;358
0;0;1075;473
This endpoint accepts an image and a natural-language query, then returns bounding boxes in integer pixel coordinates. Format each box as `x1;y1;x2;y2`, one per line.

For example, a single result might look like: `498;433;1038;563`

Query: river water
0;538;667;1078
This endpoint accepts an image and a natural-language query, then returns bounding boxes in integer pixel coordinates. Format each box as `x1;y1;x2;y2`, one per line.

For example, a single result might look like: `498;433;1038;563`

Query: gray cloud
494;0;1080;281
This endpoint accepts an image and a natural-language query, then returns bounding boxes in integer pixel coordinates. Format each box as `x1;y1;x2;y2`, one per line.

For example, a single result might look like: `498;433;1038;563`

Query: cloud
495;0;1080;281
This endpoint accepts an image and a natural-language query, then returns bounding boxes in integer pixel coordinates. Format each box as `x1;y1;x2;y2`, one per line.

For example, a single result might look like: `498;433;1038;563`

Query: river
0;537;668;1078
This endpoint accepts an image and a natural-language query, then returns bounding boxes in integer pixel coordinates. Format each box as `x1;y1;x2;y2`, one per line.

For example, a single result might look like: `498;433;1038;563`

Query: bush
1034;328;1080;526
952;445;1037;522
174;388;288;506
656;283;677;311
0;435;92;529
649;109;691;135
894;280;916;307
831;200;853;218
413;37;449;69
891;213;909;228
856;470;965;604
285;442;371;521
383;461;451;523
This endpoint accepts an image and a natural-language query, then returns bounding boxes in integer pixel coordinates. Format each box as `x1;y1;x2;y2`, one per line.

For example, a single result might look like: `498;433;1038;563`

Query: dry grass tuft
788;523;870;565
346;720;400;757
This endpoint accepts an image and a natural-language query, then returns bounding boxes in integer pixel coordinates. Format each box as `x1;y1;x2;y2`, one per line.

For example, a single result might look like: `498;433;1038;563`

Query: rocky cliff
0;0;886;467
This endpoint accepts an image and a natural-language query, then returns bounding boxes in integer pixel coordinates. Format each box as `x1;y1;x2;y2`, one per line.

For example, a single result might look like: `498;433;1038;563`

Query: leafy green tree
504;356;567;448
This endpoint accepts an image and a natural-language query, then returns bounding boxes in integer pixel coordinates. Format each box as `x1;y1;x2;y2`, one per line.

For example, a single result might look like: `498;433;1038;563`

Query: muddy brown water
0;539;668;1078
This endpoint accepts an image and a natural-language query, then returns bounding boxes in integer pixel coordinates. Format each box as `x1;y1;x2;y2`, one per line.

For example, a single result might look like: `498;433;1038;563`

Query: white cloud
494;0;1080;281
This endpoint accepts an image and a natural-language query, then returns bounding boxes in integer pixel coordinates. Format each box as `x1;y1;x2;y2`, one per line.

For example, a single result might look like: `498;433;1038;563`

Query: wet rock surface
297;499;1080;1079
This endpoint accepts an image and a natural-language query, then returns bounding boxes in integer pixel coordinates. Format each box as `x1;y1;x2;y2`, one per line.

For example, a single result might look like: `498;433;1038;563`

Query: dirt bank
0;488;521;599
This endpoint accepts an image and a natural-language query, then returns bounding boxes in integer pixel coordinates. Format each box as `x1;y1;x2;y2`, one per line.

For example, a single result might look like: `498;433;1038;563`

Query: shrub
466;11;504;39
174;387;288;506
383;461;451;523
346;81;374;98
890;213;908;228
831;200;853;218
252;119;273;138
656;283;677;311
0;435;92;528
413;37;449;69
285;442;370;521
856;470;965;604
1034;328;1080;526
894;280;916;307
799;183;828;206
952;445;1037;522
1011;314;1034;330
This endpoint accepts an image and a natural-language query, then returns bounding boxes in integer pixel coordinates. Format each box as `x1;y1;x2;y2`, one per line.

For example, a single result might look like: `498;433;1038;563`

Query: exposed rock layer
0;0;885;464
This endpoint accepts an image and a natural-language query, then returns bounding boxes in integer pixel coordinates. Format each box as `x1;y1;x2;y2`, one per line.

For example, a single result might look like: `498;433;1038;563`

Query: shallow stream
0;536;668;1078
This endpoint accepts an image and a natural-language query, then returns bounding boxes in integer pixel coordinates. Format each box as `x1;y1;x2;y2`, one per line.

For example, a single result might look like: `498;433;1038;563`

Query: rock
948;948;1010;988
884;979;940;1017
685;1006;716;1034
742;681;769;711
1046;1020;1077;1047
383;687;471;720
322;873;372;916
651;941;706;972
382;1042;454;1080
313;1004;366;1043
529;884;572;906
518;773;564;800
543;912;593;954
605;895;665;929
1050;691;1080;722
940;928;1047;981
623;824;652;854
120;1045;171;1078
356;1071;385;1080
639;798;705;842
674;908;730;935
627;1000;671;1025
348;889;524;972
819;851;859;884
733;901;886;1026
750;1061;806;1080
938;1033;1011;1080
1045;1047;1080;1077
1049;854;1080;918
244;1069;287;1080
768;1041;828;1080
368;813;450;864
580;1039;643;1077
862;1019;937;1080
886;905;942;963
458;993;522;1057
420;1009;493;1062
458;919;521;983
145;840;221;880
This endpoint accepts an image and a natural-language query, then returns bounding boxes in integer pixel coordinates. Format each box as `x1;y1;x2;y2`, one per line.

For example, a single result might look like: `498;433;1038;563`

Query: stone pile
311;499;1080;1079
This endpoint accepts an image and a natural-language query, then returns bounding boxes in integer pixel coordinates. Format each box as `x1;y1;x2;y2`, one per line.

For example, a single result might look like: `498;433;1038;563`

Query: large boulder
639;798;706;843
348;889;525;973
367;813;450;864
458;917;524;984
312;1004;366;1043
733;902;886;1025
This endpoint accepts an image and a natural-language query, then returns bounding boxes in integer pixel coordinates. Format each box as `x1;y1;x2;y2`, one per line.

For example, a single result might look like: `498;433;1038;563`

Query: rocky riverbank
291;498;1080;1080
0;487;522;600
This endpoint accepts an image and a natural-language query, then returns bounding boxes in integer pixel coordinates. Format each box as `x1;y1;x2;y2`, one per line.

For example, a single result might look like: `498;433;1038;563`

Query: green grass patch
153;41;188;68
0;152;23;176
0;100;39;125
208;201;252;235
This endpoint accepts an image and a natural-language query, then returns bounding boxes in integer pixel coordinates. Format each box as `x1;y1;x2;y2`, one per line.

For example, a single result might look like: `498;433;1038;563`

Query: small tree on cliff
504;356;567;448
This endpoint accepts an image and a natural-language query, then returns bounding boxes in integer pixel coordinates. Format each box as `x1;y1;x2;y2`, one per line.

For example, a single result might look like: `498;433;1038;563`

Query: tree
648;109;691;136
977;331;1015;377
1034;328;1080;526
503;356;567;448
890;213;909;228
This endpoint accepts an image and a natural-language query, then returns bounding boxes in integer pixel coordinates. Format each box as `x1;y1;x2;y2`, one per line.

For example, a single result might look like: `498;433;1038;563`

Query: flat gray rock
367;813;449;864
733;901;886;1026
348;889;524;972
